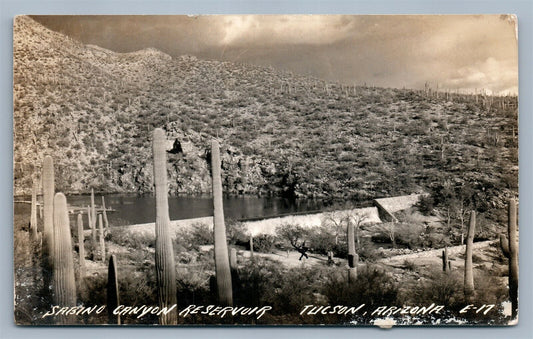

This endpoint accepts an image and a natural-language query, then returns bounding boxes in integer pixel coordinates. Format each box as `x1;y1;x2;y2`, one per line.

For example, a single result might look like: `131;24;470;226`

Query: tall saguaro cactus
507;199;519;319
152;128;178;325
42;156;55;260
464;211;476;299
52;193;76;324
107;254;121;325
87;205;96;243
102;196;109;230
347;221;357;282
211;140;233;306
30;178;38;241
98;214;105;262
77;213;85;279
41;156;55;298
90;188;96;230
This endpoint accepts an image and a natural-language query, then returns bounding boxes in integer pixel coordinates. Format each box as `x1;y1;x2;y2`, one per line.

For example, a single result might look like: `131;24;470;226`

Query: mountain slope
13;16;518;210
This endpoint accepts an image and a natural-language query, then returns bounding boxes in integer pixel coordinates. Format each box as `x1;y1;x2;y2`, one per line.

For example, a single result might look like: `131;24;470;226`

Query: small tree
276;223;308;250
322;211;347;245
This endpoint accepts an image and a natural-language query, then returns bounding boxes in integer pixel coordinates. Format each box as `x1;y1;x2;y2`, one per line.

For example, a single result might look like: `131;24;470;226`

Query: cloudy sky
32;15;518;95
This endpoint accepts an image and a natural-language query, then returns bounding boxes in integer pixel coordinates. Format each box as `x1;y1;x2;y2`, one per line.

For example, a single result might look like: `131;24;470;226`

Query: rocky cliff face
14;16;517;208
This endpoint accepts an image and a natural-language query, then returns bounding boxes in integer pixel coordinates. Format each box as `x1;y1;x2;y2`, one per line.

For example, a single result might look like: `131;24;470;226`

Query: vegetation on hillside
14;16;517;211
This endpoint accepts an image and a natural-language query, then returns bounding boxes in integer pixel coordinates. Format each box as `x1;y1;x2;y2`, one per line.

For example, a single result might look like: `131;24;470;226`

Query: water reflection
66;194;328;226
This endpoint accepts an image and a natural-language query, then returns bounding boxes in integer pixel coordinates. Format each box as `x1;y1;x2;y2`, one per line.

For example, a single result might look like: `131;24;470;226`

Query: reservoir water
66;194;330;226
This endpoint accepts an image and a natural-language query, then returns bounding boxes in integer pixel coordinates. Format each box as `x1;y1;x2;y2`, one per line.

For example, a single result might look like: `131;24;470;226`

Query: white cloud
219;15;354;46
441;57;518;95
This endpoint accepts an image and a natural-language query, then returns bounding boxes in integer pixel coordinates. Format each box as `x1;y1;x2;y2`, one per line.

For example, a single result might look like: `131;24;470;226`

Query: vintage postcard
13;15;518;326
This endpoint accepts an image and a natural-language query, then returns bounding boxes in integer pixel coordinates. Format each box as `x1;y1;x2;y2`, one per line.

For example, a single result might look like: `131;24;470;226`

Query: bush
266;266;318;315
322;266;399;322
188;222;213;246
403;259;416;271
233;258;284;307
408;268;507;323
252;234;277;253
412;269;462;307
275;223;309;250
417;195;435;215
307;225;337;255
106;227;155;249
226;219;248;245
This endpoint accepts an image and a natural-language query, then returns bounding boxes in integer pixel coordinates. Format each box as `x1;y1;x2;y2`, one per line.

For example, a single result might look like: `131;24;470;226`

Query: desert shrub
392;223;426;249
306;225;337;255
83;239;98;261
275;223;309;250
403;259;416;271
77;274;108;324
78;258;159;324
106;227;155;249
226;219;248;245
419;232;448;248
233;258;284;307
266;267;319;315
409;268;507;323
411;269;462;307
177;261;215;307
322;266;399;321
252;234;277;253
188;222;213;246
417;195;435;215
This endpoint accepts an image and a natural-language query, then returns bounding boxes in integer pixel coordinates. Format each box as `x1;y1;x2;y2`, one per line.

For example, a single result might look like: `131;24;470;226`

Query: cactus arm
499;234;510;258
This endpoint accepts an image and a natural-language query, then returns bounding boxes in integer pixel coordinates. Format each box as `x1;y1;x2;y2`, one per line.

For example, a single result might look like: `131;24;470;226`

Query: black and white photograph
13;14;519;326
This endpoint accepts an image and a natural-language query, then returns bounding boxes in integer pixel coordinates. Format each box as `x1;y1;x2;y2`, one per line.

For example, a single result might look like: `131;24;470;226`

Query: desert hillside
13;16;517;209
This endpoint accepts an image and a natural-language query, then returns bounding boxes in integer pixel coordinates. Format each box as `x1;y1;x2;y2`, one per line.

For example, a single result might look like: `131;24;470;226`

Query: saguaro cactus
152;128;178;325
464;211;476;299
508;200;519;319
107;254;121;325
442;246;450;272
347;221;357;282
211;140;233;306
30;178;38;241
98;214;105;262
41;156;55;298
42;156;55;259
249;234;254;259
90;189;96;229
52;193;76;324
229;247;237;269
87;205;96;243
77;213;85;279
102;196;109;230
